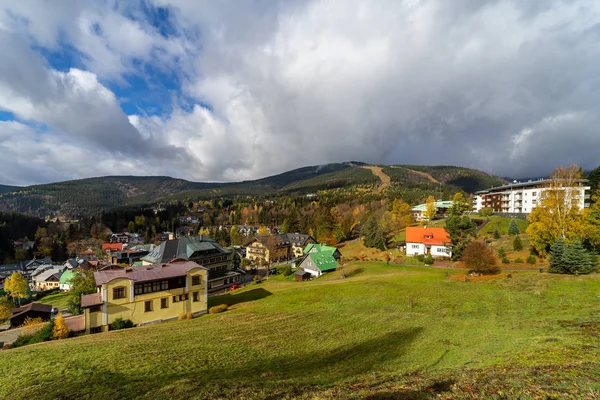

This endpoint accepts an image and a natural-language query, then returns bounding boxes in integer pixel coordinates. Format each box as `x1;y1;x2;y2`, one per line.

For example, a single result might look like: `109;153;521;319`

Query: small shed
9;303;52;327
294;269;312;282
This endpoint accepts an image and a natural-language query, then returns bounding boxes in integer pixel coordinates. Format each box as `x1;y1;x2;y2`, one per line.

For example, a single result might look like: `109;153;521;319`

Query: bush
493;227;501;239
109;317;134;330
513;235;523;251
514;257;523;264
502;257;510;264
461;241;499;274
423;254;434;265
209;304;228;314
253;275;262;284
178;313;187;320
416;254;425;262
280;266;293;276
526;255;536;264
497;248;506;258
186;312;193;320
11;321;54;348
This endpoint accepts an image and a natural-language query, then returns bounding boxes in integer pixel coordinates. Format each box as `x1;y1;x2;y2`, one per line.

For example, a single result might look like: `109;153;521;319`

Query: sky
1;0;600;186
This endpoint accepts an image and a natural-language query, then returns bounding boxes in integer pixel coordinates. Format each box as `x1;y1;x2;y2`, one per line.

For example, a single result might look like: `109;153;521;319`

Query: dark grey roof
142;235;230;264
286;233;315;246
476;178;589;194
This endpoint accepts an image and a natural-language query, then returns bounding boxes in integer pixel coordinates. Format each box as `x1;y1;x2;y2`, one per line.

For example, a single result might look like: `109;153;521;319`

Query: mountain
0;184;20;194
0;162;505;218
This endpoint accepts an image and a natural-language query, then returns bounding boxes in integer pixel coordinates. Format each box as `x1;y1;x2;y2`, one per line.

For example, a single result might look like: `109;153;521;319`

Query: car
51;307;59;314
268;268;280;275
229;284;240;291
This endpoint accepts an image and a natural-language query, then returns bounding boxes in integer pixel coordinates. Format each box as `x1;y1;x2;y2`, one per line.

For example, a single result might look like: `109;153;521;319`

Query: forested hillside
0;162;505;218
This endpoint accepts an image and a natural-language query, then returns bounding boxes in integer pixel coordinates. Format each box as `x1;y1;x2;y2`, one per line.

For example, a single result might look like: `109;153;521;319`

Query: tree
448;192;470;217
257;226;269;235
52;312;69;339
513;235;523;251
230;225;242;246
549;238;594;274
362;215;386;250
587;165;600;193
67;270;97;315
548;239;567;274
493;226;501;239
584;194;600;252
127;221;136;233
445;215;475;261
497;247;506;258
424;196;437;221
527;165;586;255
4;272;28;306
478;207;494;218
462;241;498;274
0;296;12;323
508;219;520;235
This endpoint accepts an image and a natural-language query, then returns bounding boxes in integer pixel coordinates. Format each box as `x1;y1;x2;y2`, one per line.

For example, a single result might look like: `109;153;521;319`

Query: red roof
102;243;124;252
405;227;450;246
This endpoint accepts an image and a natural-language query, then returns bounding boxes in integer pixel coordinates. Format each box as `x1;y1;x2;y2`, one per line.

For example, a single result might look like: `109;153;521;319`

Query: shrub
493;227;501;239
462;241;499;274
209;304;228;314
423;254;434;265
514;257;523;264
109;317;134;330
253;275;262;284
508;219;520;235
178;313;187;320
497;248;506;258
513;235;523;251
478;207;494;218
526;255;536;264
280;266;293;276
502;257;510;264
416;254;425;262
52;313;69;339
186;312;193;320
11;321;54;348
21;317;45;335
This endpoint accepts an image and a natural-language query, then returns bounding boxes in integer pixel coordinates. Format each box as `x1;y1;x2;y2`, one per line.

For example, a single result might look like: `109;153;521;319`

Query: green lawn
37;292;71;311
478;215;529;237
0;263;598;399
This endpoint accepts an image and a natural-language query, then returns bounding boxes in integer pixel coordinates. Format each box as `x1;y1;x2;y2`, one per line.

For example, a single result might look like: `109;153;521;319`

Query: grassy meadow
0;263;598;399
37;291;71;310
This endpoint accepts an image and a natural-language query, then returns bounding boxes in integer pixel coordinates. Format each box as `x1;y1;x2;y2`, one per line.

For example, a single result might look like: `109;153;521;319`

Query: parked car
51;307;59;314
268;268;280;275
229;284;240;291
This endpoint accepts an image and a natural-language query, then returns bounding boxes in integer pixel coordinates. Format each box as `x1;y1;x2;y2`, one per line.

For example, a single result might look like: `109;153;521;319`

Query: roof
475;178;589;194
34;268;64;282
304;243;338;254
93;260;206;286
247;234;291;248
102;243;124;252
142;235;228;264
59;269;76;285
405;227;451;246
307;252;338;272
10;303;52;319
286;233;315;246
294;269;311;276
81;292;103;308
411;200;454;212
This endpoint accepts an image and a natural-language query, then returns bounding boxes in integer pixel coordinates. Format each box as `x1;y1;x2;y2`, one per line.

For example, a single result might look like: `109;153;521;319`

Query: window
144;300;153;312
532;192;537;196
193;292;199;302
113;287;125;300
161;298;168;309
90;306;101;313
192;275;201;286
411;244;420;249
173;296;179;303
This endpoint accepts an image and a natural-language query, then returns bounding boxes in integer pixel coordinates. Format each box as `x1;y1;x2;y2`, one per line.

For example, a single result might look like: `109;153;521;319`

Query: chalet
81;260;208;334
10;303;52;327
33;267;65;291
405;226;452;258
296;243;342;278
286;233;317;258
246;235;291;264
141;235;240;293
411;200;454;222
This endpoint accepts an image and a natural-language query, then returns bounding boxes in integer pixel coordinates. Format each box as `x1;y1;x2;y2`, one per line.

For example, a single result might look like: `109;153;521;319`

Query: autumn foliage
462;241;499;274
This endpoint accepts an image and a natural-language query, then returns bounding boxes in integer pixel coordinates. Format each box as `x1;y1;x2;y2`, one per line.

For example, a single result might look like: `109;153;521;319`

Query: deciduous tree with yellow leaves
424;195;437;222
52;312;69;339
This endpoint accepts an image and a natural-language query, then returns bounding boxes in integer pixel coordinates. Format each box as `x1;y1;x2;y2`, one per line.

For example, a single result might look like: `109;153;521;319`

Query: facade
33;267;65;291
246;235;292;263
286;233;317;258
411;200;454;222
296;243;342;277
81;260;208;334
473;179;591;214
405;226;452;258
141;235;240;292
111;249;150;265
10;303;52;327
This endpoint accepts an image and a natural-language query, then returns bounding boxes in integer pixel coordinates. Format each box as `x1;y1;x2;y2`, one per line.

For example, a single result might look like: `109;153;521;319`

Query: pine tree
493;226;501;239
362;215;386;250
508;219;520;235
562;239;593;275
52;312;69;339
513;235;523;251
549;238;567;273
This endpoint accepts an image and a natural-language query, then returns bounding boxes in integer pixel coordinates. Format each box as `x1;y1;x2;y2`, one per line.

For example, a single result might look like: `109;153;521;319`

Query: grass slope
1;264;598;399
37;292;71;311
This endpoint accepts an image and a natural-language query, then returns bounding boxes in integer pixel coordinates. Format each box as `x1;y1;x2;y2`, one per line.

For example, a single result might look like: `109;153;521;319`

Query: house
246;235;291;264
102;243;124;254
9;303;52;327
405;226;452;258
141;235;241;293
286;233;317;258
296;244;341;278
473;179;591;214
157;232;174;242
80;260;208;334
411;200;454;222
110;249;150;265
33;267;65;291
59;269;76;291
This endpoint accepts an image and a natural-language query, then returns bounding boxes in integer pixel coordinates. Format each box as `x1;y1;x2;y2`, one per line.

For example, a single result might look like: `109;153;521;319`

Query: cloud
2;0;600;185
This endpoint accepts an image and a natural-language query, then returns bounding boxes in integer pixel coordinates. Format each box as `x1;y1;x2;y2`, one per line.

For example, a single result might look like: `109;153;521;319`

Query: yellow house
81;260;208;334
246;235;291;264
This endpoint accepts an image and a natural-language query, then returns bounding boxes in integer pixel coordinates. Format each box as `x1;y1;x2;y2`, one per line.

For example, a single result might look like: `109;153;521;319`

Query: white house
405;226;452;258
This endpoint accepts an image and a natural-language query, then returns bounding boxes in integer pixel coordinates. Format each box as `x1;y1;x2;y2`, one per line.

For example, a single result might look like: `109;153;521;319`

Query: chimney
125;268;133;273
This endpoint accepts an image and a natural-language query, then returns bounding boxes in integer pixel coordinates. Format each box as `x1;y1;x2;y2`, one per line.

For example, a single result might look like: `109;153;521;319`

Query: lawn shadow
209;288;273;307
346;267;364;278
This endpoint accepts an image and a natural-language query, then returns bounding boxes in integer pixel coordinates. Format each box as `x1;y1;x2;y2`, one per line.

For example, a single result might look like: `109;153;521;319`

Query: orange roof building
405;226;452;258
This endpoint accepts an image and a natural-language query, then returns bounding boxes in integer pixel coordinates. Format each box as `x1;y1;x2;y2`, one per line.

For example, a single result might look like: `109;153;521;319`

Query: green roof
303;243;338;254
59;269;76;285
411;200;454;212
308;251;337;272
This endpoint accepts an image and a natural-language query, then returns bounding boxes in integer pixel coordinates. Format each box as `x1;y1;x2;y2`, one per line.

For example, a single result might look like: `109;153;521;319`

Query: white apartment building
473;179;591;214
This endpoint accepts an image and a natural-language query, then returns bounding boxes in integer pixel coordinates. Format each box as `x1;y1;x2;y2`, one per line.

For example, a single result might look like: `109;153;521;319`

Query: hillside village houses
246;233;317;264
405;226;452;258
473;178;591;214
81;260;208;334
411;200;454;222
296;243;342;278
